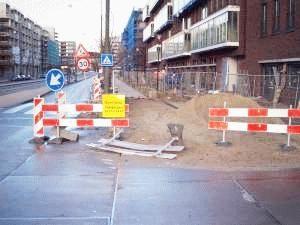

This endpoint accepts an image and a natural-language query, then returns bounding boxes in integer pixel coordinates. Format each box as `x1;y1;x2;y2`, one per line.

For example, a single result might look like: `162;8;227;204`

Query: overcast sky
1;0;147;51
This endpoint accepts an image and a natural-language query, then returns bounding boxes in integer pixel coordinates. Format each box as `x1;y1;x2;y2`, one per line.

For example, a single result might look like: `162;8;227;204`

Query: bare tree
272;64;287;107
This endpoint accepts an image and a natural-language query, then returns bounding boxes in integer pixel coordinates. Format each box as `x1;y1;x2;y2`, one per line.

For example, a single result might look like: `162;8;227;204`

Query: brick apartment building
142;0;299;105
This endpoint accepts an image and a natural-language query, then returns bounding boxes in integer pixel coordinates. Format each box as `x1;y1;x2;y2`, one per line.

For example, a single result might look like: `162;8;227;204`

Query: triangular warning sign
75;44;90;58
103;56;112;65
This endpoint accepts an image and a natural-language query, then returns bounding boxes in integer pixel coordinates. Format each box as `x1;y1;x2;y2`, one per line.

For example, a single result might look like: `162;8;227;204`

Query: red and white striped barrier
33;97;45;137
208;102;298;148
32;97;129;140
57;91;66;119
41;103;129;113
92;77;102;101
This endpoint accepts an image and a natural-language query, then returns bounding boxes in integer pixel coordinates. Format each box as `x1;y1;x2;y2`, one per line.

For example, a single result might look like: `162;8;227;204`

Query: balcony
0;32;10;37
162;32;191;60
149;0;163;13
153;3;173;34
173;0;199;17
0;49;12;56
0;59;12;65
147;44;161;63
142;4;151;22
0;41;10;46
190;5;240;54
0;21;12;28
143;22;154;42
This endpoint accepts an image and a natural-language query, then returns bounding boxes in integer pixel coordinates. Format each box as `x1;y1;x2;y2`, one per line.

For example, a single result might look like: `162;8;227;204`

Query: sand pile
124;94;300;170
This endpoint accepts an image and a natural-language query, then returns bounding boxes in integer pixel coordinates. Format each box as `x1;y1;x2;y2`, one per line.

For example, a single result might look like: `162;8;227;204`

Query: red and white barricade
33;97;45;137
92;77;102;101
32;98;129;140
209;102;299;148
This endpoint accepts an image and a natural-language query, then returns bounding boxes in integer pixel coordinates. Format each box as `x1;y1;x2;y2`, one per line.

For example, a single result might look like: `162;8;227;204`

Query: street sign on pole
77;58;90;71
75;44;90;58
100;53;113;67
46;69;65;92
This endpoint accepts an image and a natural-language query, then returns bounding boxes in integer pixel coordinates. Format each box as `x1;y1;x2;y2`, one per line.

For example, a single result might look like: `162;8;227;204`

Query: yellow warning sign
102;94;125;118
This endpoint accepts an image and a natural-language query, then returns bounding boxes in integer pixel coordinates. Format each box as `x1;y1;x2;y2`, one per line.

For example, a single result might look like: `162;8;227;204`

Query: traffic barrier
92;77;102;101
208;102;298;149
31;97;130;143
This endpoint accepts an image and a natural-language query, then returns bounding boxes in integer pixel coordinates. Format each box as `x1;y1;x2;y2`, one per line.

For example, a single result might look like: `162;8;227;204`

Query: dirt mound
124;94;300;170
176;93;281;124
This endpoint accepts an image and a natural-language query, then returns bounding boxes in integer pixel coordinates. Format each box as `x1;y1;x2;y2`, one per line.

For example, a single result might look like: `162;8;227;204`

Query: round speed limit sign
77;58;89;71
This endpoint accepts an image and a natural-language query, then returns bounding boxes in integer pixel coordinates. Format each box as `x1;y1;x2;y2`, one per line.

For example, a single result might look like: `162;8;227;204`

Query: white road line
110;163;120;225
3;103;33;114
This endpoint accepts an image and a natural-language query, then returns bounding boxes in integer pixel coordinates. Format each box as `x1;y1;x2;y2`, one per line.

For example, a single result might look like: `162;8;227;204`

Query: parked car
10;75;22;81
20;75;26;80
25;75;32;80
39;74;46;79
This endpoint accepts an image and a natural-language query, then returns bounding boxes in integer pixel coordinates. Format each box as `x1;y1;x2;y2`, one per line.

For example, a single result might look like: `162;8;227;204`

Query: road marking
3;103;33;114
0;216;110;221
110;162;120;225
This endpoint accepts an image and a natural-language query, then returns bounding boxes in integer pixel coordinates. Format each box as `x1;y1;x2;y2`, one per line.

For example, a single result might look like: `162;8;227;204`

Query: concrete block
60;129;79;142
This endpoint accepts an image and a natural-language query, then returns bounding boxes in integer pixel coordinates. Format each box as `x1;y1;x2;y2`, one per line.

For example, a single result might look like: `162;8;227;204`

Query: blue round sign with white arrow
45;69;65;92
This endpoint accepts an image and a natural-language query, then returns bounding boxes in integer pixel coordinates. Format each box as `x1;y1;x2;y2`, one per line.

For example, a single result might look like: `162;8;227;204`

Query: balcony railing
142;4;151;22
0;59;13;65
147;44;161;63
143;22;154;42
0;49;12;55
0;32;10;36
0;41;10;46
190;5;240;54
153;3;173;33
162;32;191;60
173;0;199;17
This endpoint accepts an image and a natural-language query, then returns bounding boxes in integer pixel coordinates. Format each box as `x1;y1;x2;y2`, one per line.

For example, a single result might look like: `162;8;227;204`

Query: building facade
121;9;145;71
60;41;76;74
0;3;60;80
141;0;299;105
111;36;121;68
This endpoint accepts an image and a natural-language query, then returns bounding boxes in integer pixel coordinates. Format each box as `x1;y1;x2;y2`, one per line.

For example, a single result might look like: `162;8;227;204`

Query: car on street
10;75;22;81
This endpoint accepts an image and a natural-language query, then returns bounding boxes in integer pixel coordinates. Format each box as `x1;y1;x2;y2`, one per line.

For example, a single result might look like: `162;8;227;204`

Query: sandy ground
121;93;300;171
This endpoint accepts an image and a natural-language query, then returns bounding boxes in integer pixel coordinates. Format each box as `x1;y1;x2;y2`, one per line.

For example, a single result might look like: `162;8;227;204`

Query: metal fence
120;70;300;107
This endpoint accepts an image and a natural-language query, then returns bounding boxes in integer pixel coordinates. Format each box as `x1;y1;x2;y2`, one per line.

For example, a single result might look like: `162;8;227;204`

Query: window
287;0;295;30
273;0;280;33
202;6;208;19
261;3;268;36
288;63;300;88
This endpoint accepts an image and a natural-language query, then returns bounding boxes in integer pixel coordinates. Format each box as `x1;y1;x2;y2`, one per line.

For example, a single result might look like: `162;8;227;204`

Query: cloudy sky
1;0;147;51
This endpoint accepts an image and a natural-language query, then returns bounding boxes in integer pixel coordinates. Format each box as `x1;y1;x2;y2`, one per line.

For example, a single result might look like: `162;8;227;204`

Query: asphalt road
0;78;299;225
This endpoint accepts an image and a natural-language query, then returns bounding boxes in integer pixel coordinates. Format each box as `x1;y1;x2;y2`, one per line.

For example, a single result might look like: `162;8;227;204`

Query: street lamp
156;34;162;91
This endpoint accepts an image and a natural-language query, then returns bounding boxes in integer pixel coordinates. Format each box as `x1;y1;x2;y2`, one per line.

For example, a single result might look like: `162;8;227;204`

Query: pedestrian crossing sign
100;54;113;67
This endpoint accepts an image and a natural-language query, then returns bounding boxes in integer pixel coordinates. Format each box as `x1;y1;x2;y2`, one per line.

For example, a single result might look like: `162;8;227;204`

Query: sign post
45;69;65;140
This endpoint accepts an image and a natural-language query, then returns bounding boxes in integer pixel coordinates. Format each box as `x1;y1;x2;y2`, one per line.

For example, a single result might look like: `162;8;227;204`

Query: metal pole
287;105;292;147
104;0;110;93
222;101;227;143
112;70;115;93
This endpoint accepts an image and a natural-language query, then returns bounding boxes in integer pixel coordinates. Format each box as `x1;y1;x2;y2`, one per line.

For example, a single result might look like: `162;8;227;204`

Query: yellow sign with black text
102;94;125;118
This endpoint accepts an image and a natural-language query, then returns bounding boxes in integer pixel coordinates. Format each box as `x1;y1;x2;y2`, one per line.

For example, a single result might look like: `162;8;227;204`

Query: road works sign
75;44;90;58
77;58;90;71
46;69;65;92
102;94;125;118
100;53;113;67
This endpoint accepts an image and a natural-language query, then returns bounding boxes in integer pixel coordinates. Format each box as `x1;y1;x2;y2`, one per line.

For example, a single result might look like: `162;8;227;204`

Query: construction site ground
120;89;300;171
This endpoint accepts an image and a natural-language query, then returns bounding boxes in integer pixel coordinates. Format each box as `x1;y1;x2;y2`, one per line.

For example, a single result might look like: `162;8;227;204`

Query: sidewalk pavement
115;78;145;98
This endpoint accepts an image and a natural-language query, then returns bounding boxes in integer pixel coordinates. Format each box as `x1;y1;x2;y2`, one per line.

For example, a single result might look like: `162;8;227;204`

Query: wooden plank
97;139;184;152
87;144;177;160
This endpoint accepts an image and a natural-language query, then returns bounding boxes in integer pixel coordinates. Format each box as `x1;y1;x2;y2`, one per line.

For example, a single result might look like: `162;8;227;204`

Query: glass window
273;0;280;33
287;0;295;30
261;3;268;36
288;63;300;88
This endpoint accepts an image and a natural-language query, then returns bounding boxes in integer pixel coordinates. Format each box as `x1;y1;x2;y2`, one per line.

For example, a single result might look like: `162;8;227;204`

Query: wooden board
97;139;184;152
87;144;177;160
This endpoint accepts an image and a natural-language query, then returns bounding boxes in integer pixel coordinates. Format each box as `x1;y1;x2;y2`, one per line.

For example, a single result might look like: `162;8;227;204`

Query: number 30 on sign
77;58;89;71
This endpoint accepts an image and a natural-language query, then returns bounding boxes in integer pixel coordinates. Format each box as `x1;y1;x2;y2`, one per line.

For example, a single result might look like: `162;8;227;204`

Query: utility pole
100;0;103;51
104;0;110;93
